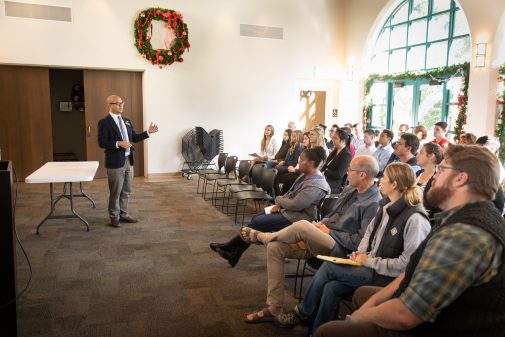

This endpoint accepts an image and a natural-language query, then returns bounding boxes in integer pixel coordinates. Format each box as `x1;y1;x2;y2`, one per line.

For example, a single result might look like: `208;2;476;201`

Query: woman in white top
253;125;278;163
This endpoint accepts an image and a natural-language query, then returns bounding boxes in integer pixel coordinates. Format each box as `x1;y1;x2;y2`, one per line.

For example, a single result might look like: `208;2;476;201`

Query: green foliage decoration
134;8;190;68
363;63;470;142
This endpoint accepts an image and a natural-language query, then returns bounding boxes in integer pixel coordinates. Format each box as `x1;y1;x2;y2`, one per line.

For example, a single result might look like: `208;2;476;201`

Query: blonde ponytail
403;185;422;206
384;162;423;206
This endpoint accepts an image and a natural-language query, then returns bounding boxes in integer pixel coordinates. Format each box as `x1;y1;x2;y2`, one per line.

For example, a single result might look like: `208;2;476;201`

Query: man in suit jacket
98;95;158;227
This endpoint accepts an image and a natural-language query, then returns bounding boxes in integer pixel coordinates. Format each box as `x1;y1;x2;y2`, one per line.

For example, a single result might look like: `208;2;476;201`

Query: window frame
372;0;470;73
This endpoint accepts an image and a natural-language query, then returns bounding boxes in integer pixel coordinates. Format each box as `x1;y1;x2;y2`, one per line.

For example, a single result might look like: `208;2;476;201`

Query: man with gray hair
241;156;382;323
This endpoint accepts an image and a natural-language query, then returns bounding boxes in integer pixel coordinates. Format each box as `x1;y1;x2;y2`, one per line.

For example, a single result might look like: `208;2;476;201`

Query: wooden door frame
295;85;333;130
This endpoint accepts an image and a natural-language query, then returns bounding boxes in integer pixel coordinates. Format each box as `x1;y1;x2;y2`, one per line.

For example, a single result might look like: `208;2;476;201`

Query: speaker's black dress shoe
119;215;139;223
110;217;121;228
209;242;227;252
215;247;241;267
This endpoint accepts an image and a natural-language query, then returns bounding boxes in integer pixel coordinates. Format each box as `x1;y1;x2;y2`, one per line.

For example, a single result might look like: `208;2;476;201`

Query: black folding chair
197;153;227;195
233;168;277;225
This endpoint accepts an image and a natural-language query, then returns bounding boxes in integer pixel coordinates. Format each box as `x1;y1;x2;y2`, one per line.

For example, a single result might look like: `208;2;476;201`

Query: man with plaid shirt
315;144;505;337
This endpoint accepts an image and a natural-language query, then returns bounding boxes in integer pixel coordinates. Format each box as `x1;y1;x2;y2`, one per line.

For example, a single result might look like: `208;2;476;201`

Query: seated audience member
265;129;291;168
314;144;505;337
413;125;428;145
373;130;381;147
373;129;395;172
287;121;297;132
309;126;330;157
274;130;304;195
416;143;443;220
209;147;330;267
319;123;329;145
326;124;339;150
278;162;430;333
388;124;410;163
275;132;310;195
239;156;381;323
321;128;352;194
477;136;505;183
351;123;365;150
252;124;278;164
382;133;421;177
461;132;477;144
394;124;409;144
356;129;377;156
341;126;356;157
431;121;450;148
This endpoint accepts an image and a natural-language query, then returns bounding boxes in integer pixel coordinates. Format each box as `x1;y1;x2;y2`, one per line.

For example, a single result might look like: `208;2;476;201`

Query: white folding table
25;161;99;234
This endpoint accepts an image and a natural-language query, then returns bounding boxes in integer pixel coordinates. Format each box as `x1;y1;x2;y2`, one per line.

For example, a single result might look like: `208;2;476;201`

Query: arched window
368;0;470;139
372;0;470;73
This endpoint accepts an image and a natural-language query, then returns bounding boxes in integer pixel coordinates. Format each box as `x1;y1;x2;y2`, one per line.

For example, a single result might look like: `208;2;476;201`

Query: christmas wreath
134;7;190;67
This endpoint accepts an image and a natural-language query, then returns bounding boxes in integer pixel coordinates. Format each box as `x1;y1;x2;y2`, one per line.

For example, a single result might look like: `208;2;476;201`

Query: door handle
88;126;91;137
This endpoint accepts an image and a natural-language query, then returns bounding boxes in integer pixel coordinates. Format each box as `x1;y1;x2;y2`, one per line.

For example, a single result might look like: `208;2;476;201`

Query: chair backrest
217;153;228;172
260;168;278;198
237;160;251;179
251;163;265;187
224;156;238;176
318;196;340;220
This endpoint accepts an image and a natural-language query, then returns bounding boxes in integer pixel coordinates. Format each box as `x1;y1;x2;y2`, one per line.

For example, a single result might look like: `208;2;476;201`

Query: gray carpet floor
13;177;308;337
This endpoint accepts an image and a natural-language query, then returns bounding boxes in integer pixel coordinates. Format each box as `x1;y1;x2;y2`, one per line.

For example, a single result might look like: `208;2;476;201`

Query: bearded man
314;144;505;337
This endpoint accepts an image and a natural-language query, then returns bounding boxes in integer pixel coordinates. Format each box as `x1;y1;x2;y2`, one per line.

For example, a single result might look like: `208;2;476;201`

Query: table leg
36;183;56;234
36;182;92;234
79;182;96;208
69;182;90;232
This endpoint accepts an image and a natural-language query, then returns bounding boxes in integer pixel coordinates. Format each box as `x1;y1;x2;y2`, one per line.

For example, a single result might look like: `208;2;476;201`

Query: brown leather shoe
119;215;138;223
110;217;121;227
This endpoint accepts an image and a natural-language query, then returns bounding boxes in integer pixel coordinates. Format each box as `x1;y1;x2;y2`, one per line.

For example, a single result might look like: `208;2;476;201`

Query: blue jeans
298;261;375;333
248;211;292;232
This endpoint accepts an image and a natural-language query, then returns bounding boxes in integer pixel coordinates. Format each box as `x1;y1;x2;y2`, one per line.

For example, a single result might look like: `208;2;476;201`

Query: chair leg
298;260;308;301
294;259;302;299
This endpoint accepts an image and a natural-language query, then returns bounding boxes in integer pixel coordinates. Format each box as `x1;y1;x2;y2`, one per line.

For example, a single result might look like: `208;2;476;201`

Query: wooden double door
0;66;144;180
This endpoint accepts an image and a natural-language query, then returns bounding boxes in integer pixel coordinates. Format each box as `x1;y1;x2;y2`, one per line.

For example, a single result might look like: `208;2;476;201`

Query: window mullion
447;1;456;67
386;82;394;129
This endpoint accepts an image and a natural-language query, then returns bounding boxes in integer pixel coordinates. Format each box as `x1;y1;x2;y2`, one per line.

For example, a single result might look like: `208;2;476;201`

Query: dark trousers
314;286;416;337
226;211;292;257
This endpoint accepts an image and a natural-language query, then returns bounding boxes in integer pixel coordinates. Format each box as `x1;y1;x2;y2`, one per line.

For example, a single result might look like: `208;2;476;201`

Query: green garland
363;63;470;142
497;63;505;163
134;8;190;67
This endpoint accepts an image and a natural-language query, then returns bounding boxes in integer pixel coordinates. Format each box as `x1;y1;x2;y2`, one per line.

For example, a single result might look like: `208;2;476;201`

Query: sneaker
276;309;306;329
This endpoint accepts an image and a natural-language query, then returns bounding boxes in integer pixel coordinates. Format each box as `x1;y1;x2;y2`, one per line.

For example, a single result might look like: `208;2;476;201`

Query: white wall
494;10;505;67
459;0;505;137
338;0;388;124
0;0;345;174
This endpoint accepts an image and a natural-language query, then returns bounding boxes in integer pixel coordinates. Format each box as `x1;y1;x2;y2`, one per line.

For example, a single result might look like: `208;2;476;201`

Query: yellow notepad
316;255;362;266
